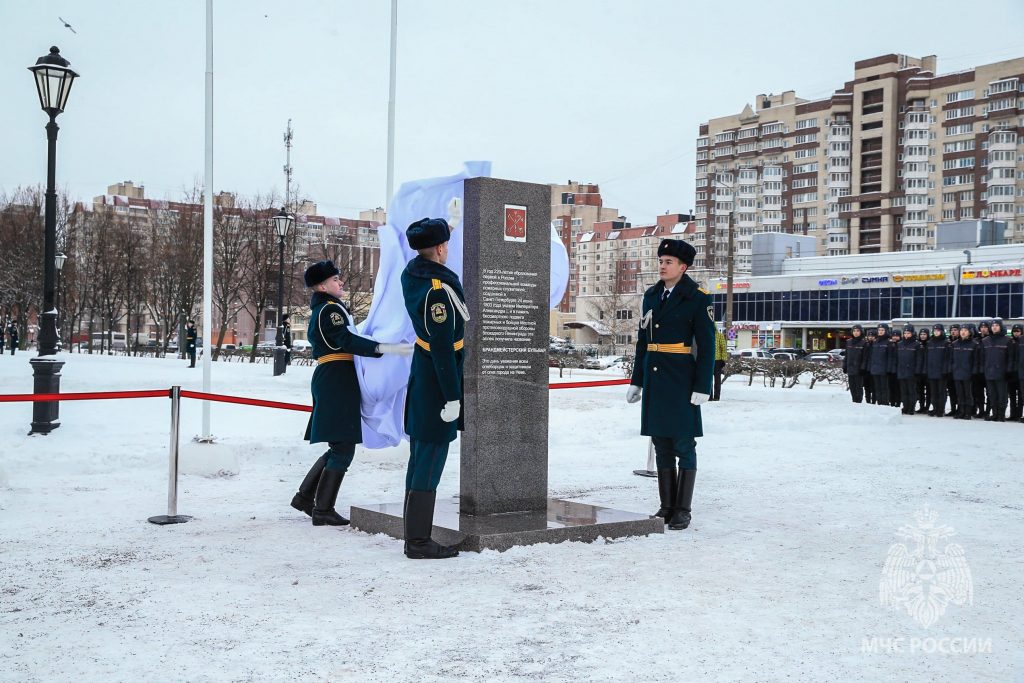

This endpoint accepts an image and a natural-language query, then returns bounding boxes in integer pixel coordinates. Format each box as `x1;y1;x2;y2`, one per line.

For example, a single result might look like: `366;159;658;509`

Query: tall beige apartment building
694;53;1024;274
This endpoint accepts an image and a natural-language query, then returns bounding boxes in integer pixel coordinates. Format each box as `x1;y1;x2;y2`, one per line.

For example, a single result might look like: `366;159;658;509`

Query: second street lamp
28;46;79;435
272;207;294;376
55;251;66;348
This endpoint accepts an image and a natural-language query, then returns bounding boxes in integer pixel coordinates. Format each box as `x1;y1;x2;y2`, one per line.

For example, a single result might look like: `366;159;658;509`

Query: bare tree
211;207;247;359
237;195;280;362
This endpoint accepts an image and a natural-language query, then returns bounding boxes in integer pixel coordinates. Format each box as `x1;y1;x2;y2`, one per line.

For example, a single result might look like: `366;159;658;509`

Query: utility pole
283;119;293;213
714;174;736;331
725;205;735;331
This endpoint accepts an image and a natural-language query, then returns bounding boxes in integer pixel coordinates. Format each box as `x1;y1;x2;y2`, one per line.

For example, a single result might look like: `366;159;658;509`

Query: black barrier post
149;386;192;525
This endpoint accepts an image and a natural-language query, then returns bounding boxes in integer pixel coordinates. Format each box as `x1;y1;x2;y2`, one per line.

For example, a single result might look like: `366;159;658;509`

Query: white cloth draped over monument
354;162;570;448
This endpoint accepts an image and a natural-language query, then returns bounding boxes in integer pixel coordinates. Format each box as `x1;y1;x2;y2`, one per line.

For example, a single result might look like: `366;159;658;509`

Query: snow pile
0;353;1021;681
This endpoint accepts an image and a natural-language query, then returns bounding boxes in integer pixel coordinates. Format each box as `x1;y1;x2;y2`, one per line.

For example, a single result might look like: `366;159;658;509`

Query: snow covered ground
1;353;1021;682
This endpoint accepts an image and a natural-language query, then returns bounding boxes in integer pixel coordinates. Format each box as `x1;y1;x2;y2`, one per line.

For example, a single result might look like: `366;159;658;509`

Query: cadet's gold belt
415;337;465;353
647;343;692;354
317;352;354;365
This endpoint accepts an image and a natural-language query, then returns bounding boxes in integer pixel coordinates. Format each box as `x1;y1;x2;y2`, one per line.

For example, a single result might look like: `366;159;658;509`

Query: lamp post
54;251;66;348
28;46;78;435
272;207;294;376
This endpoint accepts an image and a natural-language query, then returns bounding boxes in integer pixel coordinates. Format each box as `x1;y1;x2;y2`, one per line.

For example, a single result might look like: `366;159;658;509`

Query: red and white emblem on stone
504;204;527;242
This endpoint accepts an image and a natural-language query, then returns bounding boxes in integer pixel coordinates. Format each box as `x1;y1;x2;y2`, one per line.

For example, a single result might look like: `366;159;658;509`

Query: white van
90;332;127;350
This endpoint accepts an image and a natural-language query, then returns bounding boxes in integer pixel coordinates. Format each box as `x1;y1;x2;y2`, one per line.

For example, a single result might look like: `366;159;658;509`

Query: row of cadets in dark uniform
292;260;413;527
628;238;716;532
843;318;1024;422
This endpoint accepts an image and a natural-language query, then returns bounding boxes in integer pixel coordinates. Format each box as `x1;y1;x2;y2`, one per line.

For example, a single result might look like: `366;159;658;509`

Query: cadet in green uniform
627;238;715;531
294;260;412;526
400;218;467;560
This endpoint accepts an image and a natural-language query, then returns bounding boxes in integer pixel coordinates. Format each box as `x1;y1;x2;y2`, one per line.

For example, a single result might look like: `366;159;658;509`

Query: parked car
291;339;312;351
827;348;845;360
770;351;798;361
768;347;808;358
733;348;773;359
805;352;834;363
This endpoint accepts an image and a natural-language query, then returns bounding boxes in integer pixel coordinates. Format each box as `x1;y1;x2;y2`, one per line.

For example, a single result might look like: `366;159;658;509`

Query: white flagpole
202;0;214;439
385;0;397;209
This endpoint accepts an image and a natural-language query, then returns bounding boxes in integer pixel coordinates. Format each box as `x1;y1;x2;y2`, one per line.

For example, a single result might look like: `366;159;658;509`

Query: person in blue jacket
294;260;412;527
400;218;467;560
627;238;715;531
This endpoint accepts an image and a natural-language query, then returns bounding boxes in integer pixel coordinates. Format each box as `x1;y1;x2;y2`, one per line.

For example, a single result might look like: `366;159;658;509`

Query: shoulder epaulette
698;287;710;295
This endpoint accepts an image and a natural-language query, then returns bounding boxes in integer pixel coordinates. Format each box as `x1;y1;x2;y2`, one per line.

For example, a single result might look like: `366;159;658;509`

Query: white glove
626;386;642;404
440;400;461;422
375;342;414;356
691;392;710;406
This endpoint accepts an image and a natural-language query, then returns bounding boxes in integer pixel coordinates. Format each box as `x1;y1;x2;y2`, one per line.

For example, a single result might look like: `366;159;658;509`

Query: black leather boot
668;470;696;530
654;468;676;521
311;469;349;526
290;454;327;517
404;489;458;559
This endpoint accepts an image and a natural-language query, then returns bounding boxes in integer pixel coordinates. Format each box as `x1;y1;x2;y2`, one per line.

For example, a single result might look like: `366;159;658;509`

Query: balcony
829;126;852;142
987;132;1017;152
903;114;930;130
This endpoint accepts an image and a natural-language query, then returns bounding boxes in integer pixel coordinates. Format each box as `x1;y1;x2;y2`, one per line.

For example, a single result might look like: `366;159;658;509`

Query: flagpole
202;0;214;439
385;0;398;209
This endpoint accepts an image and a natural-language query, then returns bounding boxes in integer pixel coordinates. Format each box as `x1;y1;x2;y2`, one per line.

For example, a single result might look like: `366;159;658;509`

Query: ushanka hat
407;218;451;250
304;260;340;287
656;238;696;266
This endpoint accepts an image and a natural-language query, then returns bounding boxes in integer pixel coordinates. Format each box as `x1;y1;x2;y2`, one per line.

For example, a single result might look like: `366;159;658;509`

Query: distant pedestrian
951;325;978;420
863;328;877;403
867;323;893;406
843;324;868;403
925;324;951;417
973;321;989;416
1007;324;1022;419
895;324;924;416
281;313;293;365
981;318;1012;421
945;323;961;416
916;328;930;413
185;320;197;368
8;323;19;356
712;327;727;401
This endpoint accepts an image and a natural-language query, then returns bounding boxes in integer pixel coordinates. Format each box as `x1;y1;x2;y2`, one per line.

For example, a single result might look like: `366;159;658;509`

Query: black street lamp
272;207;294;376
28;46;78;435
54;251;66;348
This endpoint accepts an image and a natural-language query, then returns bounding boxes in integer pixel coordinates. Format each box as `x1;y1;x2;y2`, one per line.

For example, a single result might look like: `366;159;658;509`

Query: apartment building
570;213;695;347
694;53;1024;274
85;181;383;344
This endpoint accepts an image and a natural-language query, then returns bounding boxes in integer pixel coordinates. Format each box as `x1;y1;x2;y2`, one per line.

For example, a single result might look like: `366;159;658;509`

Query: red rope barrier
0;389;169;403
0;379;629;408
549;378;631;390
179;390;312;413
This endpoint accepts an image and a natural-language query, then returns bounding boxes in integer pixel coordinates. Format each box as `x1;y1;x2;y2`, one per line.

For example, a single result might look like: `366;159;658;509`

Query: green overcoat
401;256;466;444
629;274;716;439
303;292;381;444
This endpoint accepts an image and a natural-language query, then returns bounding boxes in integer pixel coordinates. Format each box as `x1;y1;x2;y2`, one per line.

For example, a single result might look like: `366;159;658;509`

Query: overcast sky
2;0;1023;224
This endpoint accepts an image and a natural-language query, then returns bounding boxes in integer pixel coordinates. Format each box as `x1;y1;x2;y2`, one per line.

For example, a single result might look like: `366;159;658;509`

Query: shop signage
960;267;1022;282
818;278;838;286
715;282;751;289
891;273;946;283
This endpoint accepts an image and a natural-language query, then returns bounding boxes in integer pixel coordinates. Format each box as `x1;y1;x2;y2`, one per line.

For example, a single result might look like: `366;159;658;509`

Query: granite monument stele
350;177;663;551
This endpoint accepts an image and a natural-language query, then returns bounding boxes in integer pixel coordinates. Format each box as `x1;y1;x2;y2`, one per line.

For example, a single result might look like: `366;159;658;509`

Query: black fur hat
406;218;451;250
304;260;340;287
657;239;696;266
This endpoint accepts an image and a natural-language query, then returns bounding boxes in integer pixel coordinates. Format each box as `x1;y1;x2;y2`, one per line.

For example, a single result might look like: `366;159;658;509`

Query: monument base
350;497;664;553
